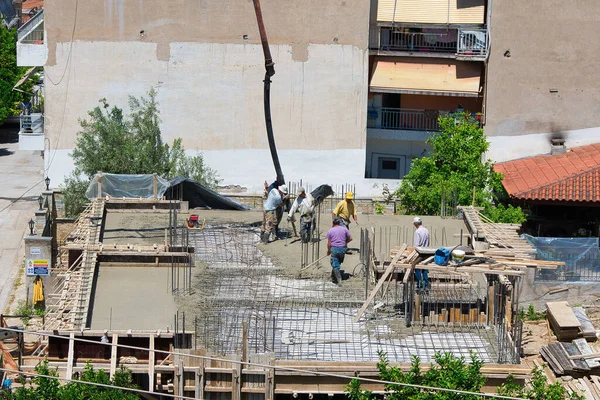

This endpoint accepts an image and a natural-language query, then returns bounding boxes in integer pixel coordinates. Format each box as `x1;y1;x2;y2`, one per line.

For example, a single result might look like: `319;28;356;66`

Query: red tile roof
494;143;600;203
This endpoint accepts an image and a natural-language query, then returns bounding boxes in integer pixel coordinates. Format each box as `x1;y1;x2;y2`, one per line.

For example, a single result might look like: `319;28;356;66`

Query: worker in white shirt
287;187;315;243
413;217;430;290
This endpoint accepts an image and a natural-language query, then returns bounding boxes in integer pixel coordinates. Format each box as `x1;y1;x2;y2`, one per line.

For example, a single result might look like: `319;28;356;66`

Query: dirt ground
103;208;467;280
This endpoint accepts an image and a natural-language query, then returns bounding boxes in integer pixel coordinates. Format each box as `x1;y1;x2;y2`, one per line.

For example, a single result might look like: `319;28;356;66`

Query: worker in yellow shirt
332;192;358;230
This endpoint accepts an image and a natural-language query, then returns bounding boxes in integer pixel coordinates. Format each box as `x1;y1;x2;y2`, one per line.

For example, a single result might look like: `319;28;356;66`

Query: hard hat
413;217;422;224
345;191;354;200
278;185;288;194
297;186;305;195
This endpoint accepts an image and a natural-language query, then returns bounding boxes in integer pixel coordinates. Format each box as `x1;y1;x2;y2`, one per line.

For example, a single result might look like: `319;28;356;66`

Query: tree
62;89;220;217
395;115;525;223
497;366;582;400
2;360;139;399
0;27;35;124
346;353;580;400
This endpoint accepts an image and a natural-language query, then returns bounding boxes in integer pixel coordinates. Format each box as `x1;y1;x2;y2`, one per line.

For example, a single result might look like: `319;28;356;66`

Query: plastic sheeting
85;173;170;200
523;234;600;279
167;177;248;211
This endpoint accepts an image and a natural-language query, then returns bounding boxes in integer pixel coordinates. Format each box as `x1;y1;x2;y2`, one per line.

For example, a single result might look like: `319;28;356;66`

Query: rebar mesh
185;223;514;363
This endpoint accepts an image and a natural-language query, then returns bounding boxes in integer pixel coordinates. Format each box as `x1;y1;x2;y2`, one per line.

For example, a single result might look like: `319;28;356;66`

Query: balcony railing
19;28;44;44
20;113;44;134
371;26;488;58
377;108;442;131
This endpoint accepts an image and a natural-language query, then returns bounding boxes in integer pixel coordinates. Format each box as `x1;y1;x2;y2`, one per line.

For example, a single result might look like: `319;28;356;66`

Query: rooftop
494;143;600;203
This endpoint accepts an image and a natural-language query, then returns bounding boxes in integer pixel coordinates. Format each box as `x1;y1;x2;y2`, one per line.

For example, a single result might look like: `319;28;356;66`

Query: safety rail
377;108;442;131
17;9;44;42
370;26;488;58
19;113;44;134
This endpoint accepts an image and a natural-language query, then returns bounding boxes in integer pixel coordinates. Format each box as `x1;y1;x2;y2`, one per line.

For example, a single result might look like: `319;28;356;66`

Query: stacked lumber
542;339;600;377
546;301;582;341
573;307;597;341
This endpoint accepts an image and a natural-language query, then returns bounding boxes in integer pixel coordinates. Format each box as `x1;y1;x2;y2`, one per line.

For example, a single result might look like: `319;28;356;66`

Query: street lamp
37;194;43;210
28;219;35;235
45;176;50;191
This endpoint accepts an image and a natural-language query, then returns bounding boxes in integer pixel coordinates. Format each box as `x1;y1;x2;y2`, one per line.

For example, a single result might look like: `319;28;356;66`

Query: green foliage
347;351;485;400
497;366;582;400
480;203;527;224
347;353;577;400
395;115;526;224
520;304;546;321
0;27;34;123
5;360;139;399
62;174;90;218
14;300;33;325
374;201;385;215
63;89;220;216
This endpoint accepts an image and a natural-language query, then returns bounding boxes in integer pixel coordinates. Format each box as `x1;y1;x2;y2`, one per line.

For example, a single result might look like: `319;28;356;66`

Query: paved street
0;122;44;312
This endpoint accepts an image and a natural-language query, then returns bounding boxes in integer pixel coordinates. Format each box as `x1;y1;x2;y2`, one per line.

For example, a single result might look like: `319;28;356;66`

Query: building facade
16;0;600;193
38;0;384;194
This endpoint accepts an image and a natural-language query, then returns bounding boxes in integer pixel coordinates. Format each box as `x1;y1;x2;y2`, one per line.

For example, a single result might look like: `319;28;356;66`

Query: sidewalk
0;122;44;312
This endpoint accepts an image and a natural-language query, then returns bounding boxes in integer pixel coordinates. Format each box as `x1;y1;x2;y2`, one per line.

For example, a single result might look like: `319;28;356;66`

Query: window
381;160;398;170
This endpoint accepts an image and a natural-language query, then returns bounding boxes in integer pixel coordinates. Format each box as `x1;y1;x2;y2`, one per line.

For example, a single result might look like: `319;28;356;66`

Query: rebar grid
186;223;509;363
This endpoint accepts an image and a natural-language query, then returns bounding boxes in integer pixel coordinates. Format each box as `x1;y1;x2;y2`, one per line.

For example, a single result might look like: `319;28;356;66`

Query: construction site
1;170;570;399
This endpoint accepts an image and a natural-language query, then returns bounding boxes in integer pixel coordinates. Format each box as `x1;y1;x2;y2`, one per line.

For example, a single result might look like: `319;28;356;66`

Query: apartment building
15;0;600;192
22;0;380;194
366;0;487;179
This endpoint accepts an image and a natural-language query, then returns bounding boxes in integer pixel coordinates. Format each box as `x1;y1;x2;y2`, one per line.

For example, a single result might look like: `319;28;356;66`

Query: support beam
66;333;74;380
148;335;155;393
110;333;118;379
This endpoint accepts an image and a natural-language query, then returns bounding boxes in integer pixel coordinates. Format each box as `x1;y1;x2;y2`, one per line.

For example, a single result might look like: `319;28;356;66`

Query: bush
62;89;220;216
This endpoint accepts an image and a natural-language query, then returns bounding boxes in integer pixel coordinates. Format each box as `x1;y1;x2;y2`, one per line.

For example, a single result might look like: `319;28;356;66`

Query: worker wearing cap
326;217;352;284
261;185;288;243
332;192;358;230
287;187;315;243
413;217;430;289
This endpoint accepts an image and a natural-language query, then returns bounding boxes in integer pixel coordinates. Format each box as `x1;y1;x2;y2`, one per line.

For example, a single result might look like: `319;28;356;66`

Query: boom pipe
252;0;285;185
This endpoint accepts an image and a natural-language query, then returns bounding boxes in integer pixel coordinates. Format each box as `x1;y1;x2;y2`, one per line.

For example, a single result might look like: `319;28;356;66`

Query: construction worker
287;187;315;243
332;192;358;229
261;184;288;243
413;217;430;290
264;178;287;238
326;217;352;285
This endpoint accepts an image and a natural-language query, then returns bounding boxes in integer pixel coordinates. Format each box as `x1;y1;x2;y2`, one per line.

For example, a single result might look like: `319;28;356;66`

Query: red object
494;143;600;203
189;215;199;222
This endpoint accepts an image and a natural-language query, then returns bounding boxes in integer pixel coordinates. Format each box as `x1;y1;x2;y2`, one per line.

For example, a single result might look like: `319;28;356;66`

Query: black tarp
167;177;249;211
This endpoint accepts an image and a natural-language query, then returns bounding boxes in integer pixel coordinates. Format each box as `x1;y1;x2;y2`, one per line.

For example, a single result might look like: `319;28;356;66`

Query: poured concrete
90;265;176;330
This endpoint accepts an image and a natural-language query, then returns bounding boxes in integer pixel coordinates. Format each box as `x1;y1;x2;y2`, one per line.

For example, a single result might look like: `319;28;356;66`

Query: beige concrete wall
43;0;375;193
486;0;600;137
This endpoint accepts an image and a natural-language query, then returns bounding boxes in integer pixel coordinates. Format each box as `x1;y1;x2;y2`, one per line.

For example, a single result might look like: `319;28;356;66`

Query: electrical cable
44;0;78;174
0;367;197;400
0;179;44;214
0;326;528;400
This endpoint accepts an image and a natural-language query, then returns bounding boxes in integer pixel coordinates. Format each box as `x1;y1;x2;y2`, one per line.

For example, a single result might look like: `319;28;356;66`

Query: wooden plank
66;332;74;380
110;333;119;379
355;244;407;322
148;334;155;393
546;301;581;328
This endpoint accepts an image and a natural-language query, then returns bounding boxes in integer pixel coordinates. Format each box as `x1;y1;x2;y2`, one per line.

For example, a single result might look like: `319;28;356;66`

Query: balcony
369;27;488;60
372;108;442;131
16;10;47;67
19;113;45;151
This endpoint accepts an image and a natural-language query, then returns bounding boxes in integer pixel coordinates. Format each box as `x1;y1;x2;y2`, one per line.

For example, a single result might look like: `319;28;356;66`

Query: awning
13;66;39;90
377;0;485;25
369;58;481;97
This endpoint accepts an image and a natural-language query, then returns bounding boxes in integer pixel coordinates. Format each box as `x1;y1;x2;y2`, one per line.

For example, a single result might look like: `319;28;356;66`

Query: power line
44;0;78;173
0;179;44;214
0;367;197;400
0;326;528;400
